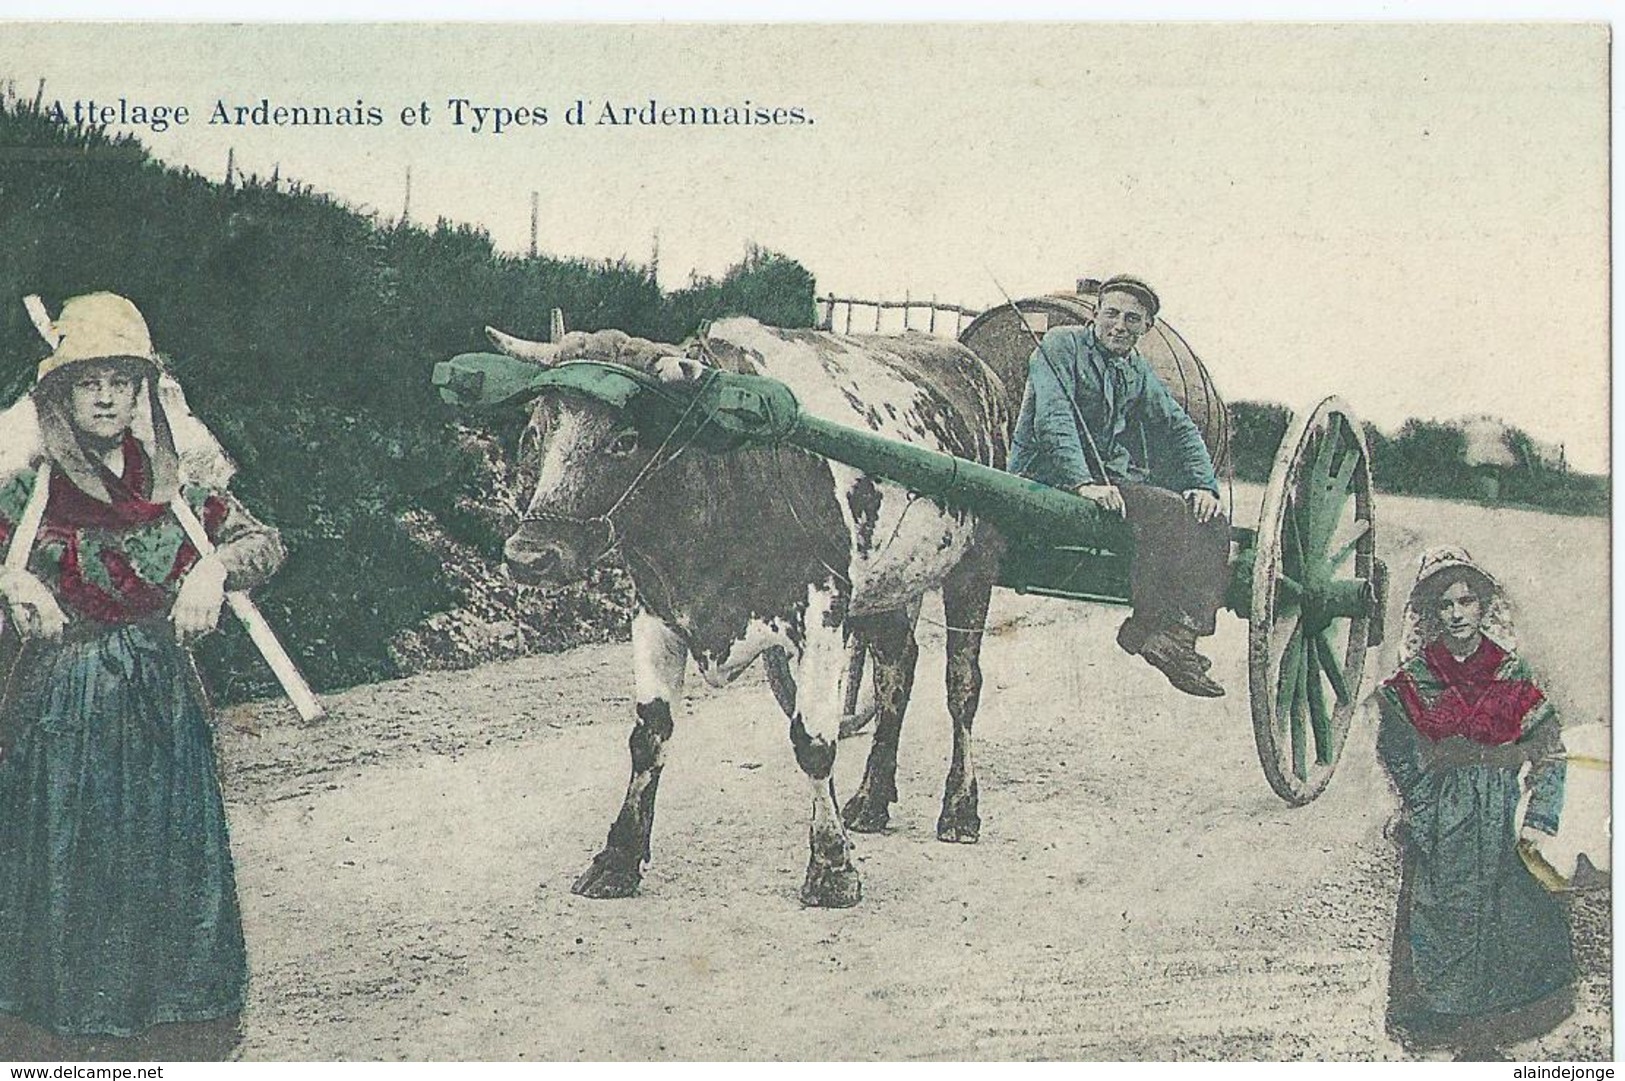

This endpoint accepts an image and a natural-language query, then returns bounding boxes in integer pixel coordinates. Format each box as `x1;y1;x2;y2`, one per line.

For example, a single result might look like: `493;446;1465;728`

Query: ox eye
512;425;543;488
608;430;640;457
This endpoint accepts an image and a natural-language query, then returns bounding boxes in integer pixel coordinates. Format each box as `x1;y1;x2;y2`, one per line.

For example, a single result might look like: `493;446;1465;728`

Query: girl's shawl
1383;637;1547;746
0;375;234;625
0;435;227;625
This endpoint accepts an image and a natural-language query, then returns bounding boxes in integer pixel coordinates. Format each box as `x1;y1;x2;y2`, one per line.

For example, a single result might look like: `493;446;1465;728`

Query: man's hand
1073;483;1125;517
1183;489;1222;524
172;555;228;642
0;569;67;642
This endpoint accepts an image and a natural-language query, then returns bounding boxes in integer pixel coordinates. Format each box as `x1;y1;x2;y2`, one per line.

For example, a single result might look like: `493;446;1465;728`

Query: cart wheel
1249;397;1378;805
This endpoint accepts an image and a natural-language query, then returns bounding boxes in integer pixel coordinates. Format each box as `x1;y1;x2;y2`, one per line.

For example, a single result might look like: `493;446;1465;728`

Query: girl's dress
0;434;281;1037
1377;632;1573;1045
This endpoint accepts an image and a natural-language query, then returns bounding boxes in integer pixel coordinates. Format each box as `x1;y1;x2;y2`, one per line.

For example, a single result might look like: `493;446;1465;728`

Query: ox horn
486;326;562;367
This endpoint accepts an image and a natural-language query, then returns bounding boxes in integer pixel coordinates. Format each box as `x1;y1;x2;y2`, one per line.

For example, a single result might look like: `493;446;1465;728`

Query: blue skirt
0;622;247;1037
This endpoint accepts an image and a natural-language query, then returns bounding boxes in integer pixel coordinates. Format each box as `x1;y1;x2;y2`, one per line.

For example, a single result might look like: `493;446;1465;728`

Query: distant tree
1385;419;1470;497
1227;400;1291;482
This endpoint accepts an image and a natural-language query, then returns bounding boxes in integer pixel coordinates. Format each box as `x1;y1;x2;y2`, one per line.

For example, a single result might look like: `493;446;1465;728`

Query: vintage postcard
0;21;1609;1064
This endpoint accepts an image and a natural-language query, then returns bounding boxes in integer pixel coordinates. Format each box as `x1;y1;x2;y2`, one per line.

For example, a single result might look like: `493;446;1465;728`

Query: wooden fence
817;293;982;338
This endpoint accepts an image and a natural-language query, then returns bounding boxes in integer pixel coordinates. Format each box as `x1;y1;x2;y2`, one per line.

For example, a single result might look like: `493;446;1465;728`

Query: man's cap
1097;275;1161;319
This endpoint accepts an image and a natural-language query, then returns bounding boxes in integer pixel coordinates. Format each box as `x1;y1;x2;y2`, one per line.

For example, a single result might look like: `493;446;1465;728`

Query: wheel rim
1249;397;1376;805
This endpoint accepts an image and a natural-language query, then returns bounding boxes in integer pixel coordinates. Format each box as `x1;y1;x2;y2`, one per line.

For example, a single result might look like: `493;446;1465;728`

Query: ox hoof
841;790;892;834
800;861;863;908
936;809;981;845
838;708;876;739
571;850;642;899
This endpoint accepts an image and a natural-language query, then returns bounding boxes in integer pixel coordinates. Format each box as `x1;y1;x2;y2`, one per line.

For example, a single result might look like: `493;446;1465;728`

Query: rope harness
516;363;716;567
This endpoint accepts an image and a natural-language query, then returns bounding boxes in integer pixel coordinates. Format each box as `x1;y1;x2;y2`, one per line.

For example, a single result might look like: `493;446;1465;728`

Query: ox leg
840;609;920;833
572;611;687;899
762;647;797;721
937;562;994;844
766;639;877;738
792;590;862;908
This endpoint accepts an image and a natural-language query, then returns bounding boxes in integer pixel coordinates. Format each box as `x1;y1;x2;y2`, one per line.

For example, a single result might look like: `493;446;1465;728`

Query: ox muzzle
503;517;614;588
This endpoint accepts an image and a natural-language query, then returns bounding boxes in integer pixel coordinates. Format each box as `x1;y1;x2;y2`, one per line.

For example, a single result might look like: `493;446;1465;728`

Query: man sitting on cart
1010;275;1230;698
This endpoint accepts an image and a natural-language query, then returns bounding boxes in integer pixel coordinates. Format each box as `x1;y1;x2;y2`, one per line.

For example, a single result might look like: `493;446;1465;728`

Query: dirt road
217;489;1611;1060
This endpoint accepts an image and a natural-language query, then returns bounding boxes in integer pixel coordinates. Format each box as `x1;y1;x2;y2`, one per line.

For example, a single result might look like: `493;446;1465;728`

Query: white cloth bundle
0;373;236;492
1519;721;1611;888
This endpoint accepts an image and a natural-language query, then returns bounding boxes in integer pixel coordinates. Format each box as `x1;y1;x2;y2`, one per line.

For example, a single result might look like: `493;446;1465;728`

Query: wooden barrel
959;284;1231;476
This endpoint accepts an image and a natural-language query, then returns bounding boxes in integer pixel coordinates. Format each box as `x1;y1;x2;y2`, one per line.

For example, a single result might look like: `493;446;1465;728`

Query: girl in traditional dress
1377;546;1574;1059
0;293;284;1059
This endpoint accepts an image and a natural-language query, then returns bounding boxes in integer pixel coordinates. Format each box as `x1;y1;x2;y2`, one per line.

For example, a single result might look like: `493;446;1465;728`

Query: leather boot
1140;625;1225;698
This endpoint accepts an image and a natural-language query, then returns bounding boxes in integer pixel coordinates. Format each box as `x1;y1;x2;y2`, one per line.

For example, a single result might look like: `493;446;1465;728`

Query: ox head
480;325;706;588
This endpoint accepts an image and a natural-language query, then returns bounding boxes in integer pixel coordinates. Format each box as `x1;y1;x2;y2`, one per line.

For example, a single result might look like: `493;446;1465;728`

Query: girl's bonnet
1399;544;1516;661
0;293;233;502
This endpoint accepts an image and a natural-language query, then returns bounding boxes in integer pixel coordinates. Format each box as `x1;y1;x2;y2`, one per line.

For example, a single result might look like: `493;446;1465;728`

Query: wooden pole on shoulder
169;498;325;721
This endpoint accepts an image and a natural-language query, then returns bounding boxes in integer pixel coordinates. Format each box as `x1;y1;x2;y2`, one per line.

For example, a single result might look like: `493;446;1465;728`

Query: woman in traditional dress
0;293;284;1059
1377;546;1574;1059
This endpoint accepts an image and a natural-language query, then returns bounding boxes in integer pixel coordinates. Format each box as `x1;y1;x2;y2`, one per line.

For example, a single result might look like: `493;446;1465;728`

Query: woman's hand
0;569;67;642
172;555;227;641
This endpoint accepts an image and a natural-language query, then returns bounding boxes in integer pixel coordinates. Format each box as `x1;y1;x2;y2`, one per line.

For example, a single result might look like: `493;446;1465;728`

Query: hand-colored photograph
0;20;1609;1063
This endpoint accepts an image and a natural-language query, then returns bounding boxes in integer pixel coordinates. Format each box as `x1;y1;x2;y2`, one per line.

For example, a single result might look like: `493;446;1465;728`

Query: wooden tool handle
4;462;52;575
170;496;326;722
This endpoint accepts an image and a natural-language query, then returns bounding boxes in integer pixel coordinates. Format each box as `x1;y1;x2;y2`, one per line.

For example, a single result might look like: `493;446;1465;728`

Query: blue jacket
1008;325;1219;495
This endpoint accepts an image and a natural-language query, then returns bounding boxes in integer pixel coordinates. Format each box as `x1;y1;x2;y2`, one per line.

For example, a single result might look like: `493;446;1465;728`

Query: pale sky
0;22;1610;471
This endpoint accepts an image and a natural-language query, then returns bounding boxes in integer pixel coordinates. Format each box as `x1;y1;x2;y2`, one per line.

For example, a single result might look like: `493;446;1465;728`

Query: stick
987;273;1113;487
22;295;53;346
4;462;51;575
170;497;325;722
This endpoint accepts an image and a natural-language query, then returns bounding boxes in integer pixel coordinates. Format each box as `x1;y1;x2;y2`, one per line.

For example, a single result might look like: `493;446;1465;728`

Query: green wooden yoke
432;352;1266;610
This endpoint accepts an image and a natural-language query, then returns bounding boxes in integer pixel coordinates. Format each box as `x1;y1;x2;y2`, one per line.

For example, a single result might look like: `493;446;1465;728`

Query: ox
489;317;1009;907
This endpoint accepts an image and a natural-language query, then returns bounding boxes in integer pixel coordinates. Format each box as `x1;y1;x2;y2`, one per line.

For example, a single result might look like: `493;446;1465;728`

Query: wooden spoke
1329;427;1361;495
1307;422;1342;497
1305;643;1333;765
1300;422;1339;552
1326;519;1371;573
1283;496;1308;579
1305;424;1354;564
1276;622;1305;735
1291;655;1310;782
1314;628;1352;706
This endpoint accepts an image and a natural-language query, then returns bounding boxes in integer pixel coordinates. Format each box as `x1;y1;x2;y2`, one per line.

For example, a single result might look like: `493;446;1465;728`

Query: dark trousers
1119;483;1230;637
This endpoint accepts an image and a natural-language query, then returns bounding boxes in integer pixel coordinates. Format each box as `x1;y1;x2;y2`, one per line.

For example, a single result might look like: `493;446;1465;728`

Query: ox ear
654;354;709;384
486;326;562;367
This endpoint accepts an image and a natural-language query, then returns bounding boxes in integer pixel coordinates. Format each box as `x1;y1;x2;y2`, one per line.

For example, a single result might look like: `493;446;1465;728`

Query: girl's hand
0;569;66;642
172;555;227;641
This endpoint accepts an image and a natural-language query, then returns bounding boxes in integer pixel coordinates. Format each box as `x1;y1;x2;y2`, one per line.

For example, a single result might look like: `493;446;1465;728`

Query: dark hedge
0;100;816;699
1228;400;1606;517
